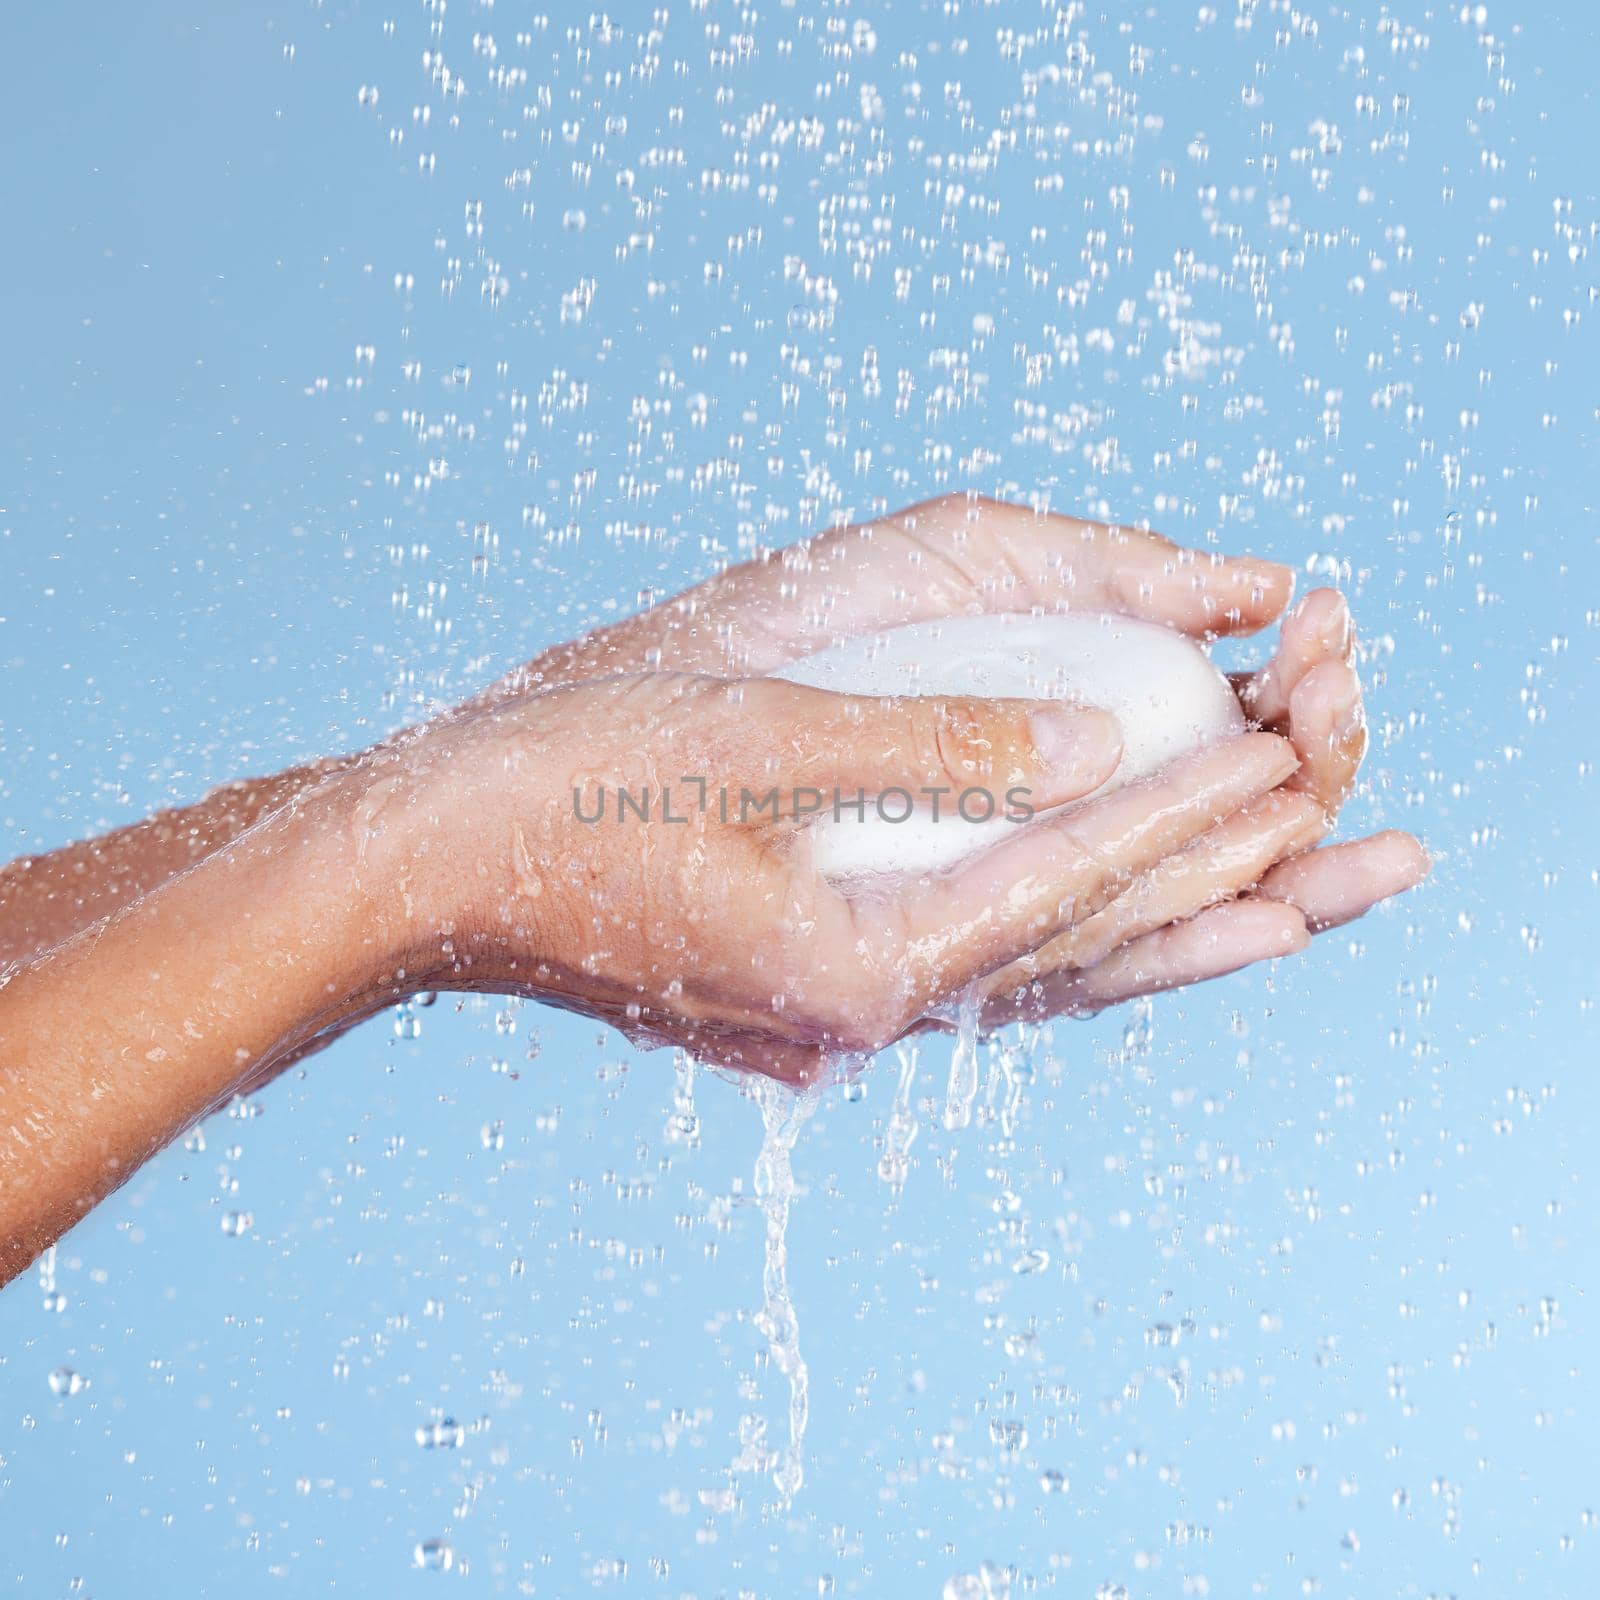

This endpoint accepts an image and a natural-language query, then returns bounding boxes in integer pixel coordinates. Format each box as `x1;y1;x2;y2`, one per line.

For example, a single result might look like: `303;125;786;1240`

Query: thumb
741;679;1123;814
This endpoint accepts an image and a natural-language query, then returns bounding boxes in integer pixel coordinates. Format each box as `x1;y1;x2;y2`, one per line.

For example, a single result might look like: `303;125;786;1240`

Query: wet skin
0;495;1427;1282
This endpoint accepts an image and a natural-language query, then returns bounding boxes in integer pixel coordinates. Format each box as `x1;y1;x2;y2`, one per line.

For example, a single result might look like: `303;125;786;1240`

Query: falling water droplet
412;1538;454;1571
415;1418;465;1450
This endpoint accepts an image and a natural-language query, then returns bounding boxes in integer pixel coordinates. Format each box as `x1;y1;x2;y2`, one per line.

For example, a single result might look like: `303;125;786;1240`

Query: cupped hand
371;672;1298;1082
973;583;1428;1022
475;494;1425;1028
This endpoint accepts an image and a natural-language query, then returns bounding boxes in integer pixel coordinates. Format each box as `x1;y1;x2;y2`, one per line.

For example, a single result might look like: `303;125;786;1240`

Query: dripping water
748;1073;821;1504
941;986;984;1131
878;1041;920;1194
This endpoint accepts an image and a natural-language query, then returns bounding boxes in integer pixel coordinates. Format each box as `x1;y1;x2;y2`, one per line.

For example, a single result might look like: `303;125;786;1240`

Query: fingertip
1292;584;1343;615
1281;793;1335;856
1234;728;1303;785
1187;557;1295;637
1277;902;1314;955
1314;588;1354;657
1374;829;1433;889
1220;559;1295;631
1256;830;1432;934
1257;560;1297;618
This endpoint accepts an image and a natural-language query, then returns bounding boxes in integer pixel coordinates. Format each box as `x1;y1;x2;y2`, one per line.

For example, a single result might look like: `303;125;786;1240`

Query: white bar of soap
772;612;1245;881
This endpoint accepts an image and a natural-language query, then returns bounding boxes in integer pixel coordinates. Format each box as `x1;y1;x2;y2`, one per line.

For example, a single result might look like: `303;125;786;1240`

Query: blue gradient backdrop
3;2;1596;1595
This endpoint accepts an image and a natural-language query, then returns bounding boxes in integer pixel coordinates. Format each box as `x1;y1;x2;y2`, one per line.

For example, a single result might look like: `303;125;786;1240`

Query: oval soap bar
772;611;1245;881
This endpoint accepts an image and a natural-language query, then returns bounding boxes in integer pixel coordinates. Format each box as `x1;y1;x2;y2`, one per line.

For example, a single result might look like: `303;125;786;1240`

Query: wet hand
482;492;1299;693
476;495;1424;1026
367;673;1297;1082
977;586;1429;1022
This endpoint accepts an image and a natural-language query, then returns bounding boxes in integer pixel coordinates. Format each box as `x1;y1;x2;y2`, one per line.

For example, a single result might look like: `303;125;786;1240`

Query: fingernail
1255;560;1296;605
1333;681;1366;742
1031;705;1122;774
1395;833;1434;883
1320;593;1353;657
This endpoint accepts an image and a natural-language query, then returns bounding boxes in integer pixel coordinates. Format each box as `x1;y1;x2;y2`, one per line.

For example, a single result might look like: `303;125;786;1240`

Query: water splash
943;1561;1014;1600
942;987;984;1131
992;1028;1032;1148
664;1049;700;1147
748;1074;821;1504
878;1041;920;1194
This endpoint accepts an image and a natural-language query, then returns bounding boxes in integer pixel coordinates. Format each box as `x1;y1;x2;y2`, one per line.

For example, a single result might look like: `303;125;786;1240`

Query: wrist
216;763;414;1037
328;712;567;998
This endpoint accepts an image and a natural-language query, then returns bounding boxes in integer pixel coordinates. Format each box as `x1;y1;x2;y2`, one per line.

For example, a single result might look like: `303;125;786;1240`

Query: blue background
3;1;1596;1594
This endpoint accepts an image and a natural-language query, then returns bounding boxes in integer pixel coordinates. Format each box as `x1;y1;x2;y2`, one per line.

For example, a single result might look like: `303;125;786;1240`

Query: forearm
0;757;354;970
0;766;404;1286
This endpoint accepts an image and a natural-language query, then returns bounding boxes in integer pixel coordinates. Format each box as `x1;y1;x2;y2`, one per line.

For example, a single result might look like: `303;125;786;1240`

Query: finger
878;497;1296;641
986;788;1327;988
1256;829;1430;932
887;732;1299;1001
728;678;1125;814
991;899;1311;1024
1282;659;1366;815
1036;518;1296;639
1235;587;1353;727
982;828;1428;1027
486;497;1296;696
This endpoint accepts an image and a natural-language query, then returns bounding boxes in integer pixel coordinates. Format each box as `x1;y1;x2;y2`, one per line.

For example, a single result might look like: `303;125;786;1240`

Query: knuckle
924;700;994;785
923;489;972;523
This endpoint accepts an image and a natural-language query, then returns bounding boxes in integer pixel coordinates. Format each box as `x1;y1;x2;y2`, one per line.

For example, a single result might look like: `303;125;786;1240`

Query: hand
220;498;1380;1098
369;672;1299;1082
971;585;1428;1022
483;495;1425;1022
0;495;1421;1282
482;492;1299;693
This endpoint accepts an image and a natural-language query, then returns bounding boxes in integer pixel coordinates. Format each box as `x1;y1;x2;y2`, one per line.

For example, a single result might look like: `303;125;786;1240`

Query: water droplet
412;1538;454;1571
415;1418;465;1450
